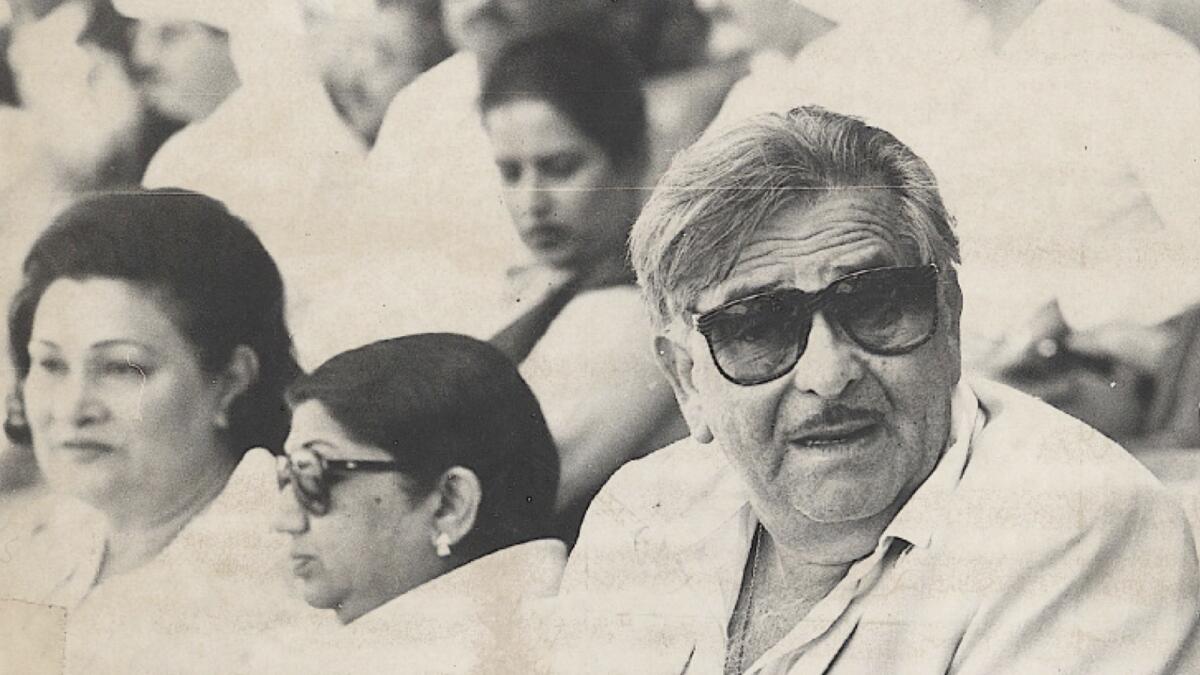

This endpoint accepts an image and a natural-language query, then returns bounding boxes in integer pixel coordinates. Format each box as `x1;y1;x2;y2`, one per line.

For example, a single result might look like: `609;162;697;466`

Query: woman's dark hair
5;188;301;456
286;333;560;561
480;30;648;173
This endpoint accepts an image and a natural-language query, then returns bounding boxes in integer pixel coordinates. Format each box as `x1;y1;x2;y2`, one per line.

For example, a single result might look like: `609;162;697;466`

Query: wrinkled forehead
678;189;923;317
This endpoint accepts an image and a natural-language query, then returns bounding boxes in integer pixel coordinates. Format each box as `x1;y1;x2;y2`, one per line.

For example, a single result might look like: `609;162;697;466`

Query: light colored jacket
557;379;1199;674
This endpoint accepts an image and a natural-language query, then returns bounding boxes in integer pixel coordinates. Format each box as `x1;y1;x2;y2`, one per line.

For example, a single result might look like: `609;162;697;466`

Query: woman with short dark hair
480;32;687;541
266;333;563;670
1;188;308;672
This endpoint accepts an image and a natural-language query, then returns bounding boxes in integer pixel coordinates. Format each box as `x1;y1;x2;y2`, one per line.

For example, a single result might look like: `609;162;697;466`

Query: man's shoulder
956;378;1188;547
590;435;733;521
370;53;480;163
569;435;748;564
968;377;1161;487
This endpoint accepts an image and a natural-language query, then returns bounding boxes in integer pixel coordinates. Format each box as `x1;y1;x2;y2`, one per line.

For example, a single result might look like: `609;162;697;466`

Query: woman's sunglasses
692;264;940;386
276;447;406;516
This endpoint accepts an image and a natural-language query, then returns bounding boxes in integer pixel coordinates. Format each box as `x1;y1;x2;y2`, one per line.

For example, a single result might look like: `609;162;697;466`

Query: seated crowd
3;1;1200;673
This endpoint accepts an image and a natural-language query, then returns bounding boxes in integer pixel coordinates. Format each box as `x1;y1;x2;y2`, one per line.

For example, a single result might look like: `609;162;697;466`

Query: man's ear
214;345;260;430
653;334;714;443
431;466;482;550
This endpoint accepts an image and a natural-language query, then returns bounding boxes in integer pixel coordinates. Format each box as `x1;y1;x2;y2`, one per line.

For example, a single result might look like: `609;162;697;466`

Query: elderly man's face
660;190;961;533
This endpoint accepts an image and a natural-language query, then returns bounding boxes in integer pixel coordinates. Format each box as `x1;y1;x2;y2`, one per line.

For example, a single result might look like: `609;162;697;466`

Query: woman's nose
272;484;310;535
511;173;553;221
55;374;109;427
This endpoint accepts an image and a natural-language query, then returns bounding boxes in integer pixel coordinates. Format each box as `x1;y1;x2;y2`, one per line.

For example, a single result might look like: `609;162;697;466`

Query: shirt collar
881;381;981;549
678;380;981;552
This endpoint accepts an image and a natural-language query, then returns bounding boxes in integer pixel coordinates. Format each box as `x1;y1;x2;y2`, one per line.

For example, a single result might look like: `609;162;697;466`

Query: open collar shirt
645;384;981;674
558;379;1199;674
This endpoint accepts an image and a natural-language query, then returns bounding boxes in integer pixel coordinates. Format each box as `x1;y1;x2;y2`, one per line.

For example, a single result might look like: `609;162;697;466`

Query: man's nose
788;312;864;398
272;484;310;535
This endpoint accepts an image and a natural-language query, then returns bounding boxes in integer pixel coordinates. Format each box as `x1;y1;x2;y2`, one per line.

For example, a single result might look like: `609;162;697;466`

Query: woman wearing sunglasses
265;333;562;671
1;188;308;672
480;32;687;542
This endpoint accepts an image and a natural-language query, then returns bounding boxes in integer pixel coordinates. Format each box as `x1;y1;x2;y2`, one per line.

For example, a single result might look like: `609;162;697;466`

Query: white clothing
558;378;1200;673
0;448;315;674
715;0;1200;342
250;539;567;674
120;0;372;331
365;51;528;286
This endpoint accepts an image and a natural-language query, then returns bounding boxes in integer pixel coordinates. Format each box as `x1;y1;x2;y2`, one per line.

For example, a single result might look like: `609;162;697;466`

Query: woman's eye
32;357;67;375
100;360;148;378
540;155;582;180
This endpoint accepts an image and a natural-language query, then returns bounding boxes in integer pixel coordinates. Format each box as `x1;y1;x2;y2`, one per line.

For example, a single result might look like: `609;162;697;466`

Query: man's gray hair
630;106;961;330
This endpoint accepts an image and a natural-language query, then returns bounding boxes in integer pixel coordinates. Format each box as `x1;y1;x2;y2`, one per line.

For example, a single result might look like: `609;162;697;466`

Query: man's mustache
782;404;884;438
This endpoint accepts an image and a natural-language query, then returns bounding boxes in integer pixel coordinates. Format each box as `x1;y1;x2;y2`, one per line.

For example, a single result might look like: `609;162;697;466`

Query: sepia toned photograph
2;0;1199;672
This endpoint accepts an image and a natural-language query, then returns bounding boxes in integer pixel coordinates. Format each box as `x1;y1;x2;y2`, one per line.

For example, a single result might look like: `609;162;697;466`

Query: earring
434;532;451;558
214;411;229;430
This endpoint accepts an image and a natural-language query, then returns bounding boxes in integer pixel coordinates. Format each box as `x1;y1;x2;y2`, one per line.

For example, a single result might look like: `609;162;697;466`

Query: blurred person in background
112;0;452;371
360;0;738;327
480;33;687;542
0;190;310;673
2;1;145;234
711;0;1200;448
258;334;562;672
127;15;238;126
305;0;450;146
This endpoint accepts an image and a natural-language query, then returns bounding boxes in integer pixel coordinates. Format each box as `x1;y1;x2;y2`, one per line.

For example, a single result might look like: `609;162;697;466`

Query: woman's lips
522;224;570;253
58;440;117;460
290;555;316;577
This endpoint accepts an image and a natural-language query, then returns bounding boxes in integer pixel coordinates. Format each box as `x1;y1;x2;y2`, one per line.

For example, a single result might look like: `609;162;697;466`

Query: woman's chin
44;468;123;512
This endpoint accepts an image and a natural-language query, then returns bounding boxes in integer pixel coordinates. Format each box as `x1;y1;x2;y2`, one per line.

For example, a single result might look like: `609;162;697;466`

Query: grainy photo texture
2;1;1199;673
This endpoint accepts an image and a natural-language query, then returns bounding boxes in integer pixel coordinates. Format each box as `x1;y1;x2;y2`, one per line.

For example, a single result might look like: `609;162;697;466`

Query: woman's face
23;278;233;517
305;5;435;144
485;98;639;271
273;400;444;624
130;19;239;123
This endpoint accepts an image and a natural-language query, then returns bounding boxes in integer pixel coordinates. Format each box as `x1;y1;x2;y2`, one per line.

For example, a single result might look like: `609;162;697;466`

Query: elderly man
557;107;1199;674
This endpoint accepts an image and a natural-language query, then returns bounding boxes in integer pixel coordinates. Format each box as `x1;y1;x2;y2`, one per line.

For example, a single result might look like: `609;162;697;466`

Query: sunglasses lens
834;267;937;354
704;293;810;386
279;451;330;516
699;266;938;386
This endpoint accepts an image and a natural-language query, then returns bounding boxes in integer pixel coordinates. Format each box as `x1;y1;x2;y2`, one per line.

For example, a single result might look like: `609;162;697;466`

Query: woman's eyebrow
91;339;162;358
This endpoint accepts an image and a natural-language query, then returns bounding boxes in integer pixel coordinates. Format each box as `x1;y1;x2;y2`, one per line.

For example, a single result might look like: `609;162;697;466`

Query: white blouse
250;539;567;674
0;448;316;674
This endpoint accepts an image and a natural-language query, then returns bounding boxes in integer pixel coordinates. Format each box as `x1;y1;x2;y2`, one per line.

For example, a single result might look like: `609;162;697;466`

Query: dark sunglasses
276;447;406;516
692;264;940;386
